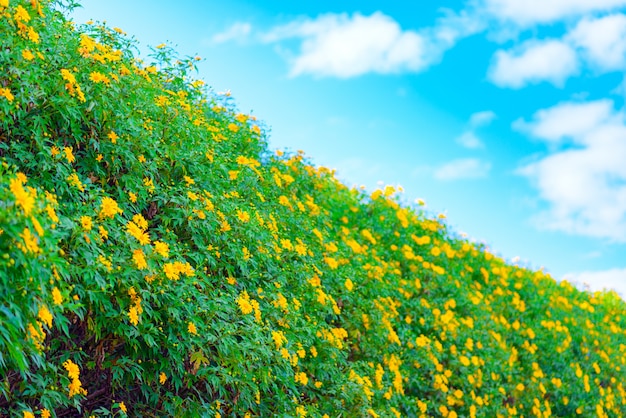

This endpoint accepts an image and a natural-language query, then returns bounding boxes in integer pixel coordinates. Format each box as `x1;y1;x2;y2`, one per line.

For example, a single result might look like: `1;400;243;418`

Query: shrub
1;1;626;416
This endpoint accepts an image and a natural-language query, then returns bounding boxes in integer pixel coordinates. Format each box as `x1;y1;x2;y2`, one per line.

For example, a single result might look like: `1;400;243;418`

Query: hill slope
2;1;626;417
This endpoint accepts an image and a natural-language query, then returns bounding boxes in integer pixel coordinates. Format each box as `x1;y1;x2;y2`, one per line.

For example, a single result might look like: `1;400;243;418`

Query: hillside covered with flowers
2;1;626;417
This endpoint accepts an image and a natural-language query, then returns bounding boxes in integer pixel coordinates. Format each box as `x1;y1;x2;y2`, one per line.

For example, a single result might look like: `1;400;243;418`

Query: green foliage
2;1;626;417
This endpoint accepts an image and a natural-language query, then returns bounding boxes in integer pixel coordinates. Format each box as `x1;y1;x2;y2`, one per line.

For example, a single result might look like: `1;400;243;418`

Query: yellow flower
41;410;51;418
188;322;197;335
132;249;147;270
14;5;30;22
63;359;80;380
22;49;35;61
99;197;122;218
19;227;40;254
272;330;287;349
278;195;290;207
68;377;86;397
324;257;338;270
153;240;170;258
119;401;127;413
132;213;148;230
159;372;167;384
67;173;85;191
273;293;288;310
89;71;111;85
295;372;308;386
143;177;155;193
60;68;85;102
127;221;150;245
414;400;427;413
63;147;75;163
236;209;250;223
10;177;35;215
80;216;92;231
344;278;354;291
27;27;40;44
128;306;139;326
23;412;35;418
60;68;77;83
52;287;63;305
237;291;254;314
415;335;430;347
38;305;53;327
99;225;109;240
0;87;14;102
107;131;119;143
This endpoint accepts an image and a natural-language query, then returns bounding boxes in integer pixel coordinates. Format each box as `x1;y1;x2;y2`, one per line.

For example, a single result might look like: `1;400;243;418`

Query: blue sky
70;0;626;296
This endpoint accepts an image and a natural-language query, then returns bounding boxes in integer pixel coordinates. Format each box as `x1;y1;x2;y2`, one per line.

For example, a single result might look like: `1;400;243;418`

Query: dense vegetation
2;1;626;416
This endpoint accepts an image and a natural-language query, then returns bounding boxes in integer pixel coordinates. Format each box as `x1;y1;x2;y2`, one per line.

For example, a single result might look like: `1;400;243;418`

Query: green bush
2;1;626;416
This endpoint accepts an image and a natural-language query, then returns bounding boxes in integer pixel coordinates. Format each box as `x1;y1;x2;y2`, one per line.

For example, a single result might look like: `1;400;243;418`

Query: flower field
2;1;626;416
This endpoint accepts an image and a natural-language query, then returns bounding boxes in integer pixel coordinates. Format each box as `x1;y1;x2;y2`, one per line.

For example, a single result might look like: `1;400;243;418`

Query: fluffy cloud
263;12;428;78
434;158;491;180
210;22;252;44
482;0;626;26
262;10;485;78
428;8;488;47
562;268;626;297
488;39;579;88
513;100;615;142
517;100;626;241
568;14;626;71
487;13;626;88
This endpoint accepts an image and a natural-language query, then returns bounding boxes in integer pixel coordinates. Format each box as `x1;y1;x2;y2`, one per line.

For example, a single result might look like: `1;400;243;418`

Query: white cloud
488;39;579;88
262;10;486;78
211;22;252;44
430;8;488;47
517;99;626;241
482;0;626;26
434;158;491;180
568;14;626;71
469;110;497;127
562;268;626;297
263;12;428;78
513;99;616;142
486;13;626;89
456;131;485;149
